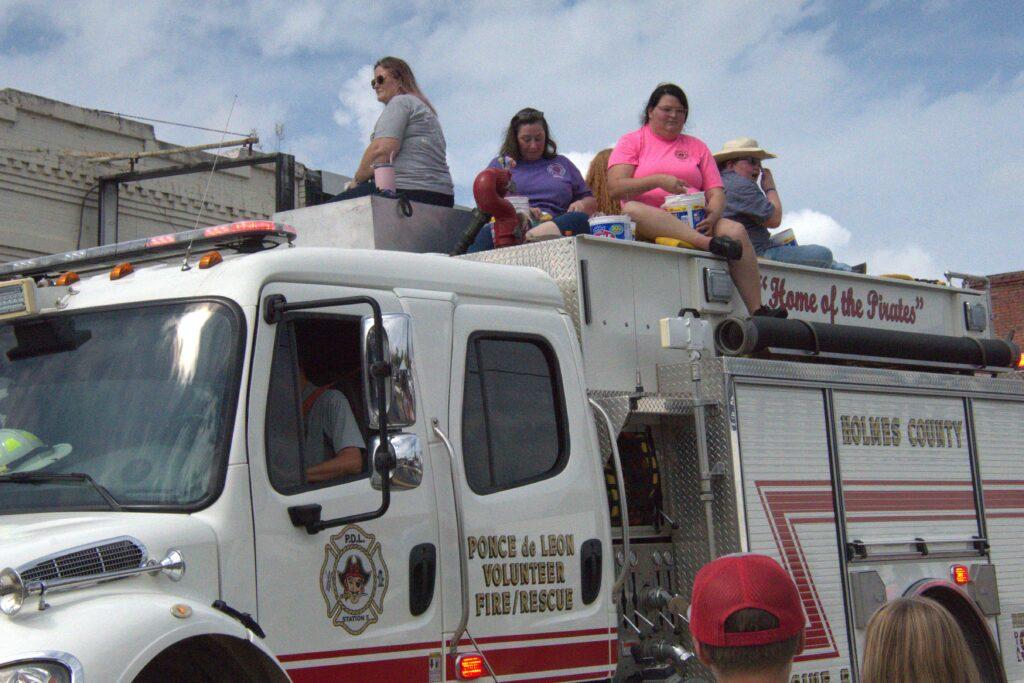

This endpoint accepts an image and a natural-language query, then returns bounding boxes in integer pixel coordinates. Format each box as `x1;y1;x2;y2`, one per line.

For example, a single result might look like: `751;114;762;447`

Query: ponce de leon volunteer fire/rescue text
468;534;576;617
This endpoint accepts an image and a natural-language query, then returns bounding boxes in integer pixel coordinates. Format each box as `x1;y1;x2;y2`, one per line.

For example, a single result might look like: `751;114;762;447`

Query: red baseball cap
690;553;805;647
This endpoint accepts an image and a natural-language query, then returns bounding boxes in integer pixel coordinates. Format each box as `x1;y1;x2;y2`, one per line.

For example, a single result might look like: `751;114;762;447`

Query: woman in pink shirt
608;83;784;318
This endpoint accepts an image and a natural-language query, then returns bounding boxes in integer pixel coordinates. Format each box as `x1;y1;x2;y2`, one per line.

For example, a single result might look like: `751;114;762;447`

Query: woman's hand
657;174;688;195
697;187;726;234
567;196;597;215
694;211;719;235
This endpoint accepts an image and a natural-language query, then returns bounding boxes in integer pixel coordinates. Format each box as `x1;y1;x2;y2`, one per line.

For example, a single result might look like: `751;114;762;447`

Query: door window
461;334;568;494
265;316;369;494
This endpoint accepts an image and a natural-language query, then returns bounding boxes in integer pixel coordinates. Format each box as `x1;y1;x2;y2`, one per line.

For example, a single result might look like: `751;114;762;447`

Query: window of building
265;316;369;494
461;334;568;494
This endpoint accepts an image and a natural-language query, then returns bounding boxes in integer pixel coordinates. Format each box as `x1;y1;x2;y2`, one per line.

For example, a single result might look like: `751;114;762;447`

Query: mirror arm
270;294;392;534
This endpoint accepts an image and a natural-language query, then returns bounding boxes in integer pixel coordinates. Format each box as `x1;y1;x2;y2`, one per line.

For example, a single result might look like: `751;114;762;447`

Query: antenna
182;95;239;271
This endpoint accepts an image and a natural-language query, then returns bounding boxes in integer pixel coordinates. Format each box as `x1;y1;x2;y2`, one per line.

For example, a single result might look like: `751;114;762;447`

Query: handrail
846;535;988;562
433;421;471;656
589;399;630;601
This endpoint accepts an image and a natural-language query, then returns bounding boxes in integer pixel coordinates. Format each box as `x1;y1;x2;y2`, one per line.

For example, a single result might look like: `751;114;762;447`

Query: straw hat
713;137;777;163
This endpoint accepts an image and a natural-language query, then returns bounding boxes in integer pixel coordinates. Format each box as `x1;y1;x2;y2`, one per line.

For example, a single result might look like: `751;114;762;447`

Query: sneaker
753;305;788;319
708;236;743;261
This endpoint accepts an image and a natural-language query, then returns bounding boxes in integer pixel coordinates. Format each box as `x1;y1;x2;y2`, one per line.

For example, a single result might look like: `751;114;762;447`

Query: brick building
0;88;342;262
986;271;1024;342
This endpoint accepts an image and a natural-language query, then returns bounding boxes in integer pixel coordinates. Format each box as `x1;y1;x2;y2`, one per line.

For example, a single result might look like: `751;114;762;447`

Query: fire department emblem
320;524;388;635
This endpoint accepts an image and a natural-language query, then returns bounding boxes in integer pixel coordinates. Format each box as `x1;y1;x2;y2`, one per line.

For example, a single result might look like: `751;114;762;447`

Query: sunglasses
738;156;762;165
371;75;387;88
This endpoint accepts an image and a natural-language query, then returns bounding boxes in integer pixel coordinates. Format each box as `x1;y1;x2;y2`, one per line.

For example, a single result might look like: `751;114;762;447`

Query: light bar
0;220;296;280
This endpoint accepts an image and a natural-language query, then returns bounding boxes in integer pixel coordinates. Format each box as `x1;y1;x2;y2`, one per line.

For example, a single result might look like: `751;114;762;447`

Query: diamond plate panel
460;239;584;341
659;358;742;583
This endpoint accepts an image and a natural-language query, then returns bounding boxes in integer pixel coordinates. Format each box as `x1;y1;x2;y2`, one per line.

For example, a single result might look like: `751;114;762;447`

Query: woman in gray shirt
335;56;454;207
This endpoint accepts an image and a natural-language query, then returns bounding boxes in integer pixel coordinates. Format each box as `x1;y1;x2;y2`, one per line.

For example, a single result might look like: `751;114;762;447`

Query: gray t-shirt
721;170;773;254
303;385;365;466
373;94;454;195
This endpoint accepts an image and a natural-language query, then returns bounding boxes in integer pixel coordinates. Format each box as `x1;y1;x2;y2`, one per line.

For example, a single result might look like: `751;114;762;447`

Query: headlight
0;660;71;683
0;568;25;616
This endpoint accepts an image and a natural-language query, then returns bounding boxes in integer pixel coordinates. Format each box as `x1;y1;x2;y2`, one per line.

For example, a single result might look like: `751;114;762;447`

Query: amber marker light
55;271;80;286
1017;352;1023;369
456;653;486;680
109;263;134;280
198;251;223;269
951;564;970;586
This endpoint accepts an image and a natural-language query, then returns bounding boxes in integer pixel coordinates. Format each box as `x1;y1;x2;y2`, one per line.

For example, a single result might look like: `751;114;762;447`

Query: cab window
265;316;369;494
461;334;568;495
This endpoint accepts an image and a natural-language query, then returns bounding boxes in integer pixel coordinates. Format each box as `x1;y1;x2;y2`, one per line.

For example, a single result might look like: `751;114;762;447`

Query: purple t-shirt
487;154;592;217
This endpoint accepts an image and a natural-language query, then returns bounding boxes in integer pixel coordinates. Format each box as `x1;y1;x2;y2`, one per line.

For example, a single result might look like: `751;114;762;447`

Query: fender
0;592;286;682
473;167;519;248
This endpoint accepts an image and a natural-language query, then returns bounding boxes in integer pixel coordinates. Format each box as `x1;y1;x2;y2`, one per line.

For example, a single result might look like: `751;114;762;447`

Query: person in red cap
689;553;806;682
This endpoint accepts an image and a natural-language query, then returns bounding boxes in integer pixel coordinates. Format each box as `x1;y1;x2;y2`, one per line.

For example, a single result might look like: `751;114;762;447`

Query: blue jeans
468;211;590;253
760;244;852;271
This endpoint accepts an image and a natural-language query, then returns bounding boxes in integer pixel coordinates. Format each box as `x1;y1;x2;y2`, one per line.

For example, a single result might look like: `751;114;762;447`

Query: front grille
21;538;146;583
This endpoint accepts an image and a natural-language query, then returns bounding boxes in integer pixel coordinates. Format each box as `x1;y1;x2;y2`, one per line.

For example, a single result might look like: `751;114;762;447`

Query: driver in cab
298;356;366;483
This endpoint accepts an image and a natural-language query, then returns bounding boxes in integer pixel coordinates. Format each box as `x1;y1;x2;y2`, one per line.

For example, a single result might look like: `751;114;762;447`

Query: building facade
0;88;337;262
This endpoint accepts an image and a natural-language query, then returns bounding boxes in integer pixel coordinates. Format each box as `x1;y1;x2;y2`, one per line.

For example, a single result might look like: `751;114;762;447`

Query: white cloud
857;245;942;280
332;65;381;143
784;209;943;278
784;209;852;250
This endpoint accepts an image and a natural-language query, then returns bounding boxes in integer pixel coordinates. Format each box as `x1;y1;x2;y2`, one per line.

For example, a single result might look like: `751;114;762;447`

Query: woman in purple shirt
469;108;597;252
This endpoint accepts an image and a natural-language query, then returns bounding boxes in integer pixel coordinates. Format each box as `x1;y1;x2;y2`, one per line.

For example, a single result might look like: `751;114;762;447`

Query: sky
1;0;1022;278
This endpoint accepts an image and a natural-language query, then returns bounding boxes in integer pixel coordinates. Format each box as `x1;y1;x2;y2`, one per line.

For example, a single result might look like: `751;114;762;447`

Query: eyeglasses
655;106;687;116
371;75;387;88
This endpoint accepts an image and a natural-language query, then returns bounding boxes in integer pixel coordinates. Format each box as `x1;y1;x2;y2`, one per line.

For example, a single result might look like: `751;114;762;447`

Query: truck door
443;302;616;681
248;282;444;680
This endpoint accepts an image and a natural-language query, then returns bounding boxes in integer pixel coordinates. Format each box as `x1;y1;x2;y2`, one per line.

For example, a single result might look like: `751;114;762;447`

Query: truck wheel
134;635;286;683
909;581;1006;683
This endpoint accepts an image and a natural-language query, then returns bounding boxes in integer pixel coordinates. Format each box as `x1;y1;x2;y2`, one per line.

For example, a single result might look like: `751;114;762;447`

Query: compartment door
973;398;1024;680
733;382;853;679
832;391;981;553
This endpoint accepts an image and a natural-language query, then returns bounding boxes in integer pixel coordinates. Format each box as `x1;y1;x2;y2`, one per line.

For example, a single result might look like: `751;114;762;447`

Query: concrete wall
0;88;316;261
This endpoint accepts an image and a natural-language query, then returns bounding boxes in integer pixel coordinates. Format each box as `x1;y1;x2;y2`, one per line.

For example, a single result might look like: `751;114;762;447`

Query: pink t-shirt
608;125;723;208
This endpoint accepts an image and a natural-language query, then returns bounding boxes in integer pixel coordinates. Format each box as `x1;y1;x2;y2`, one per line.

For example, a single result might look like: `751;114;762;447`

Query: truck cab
0;219;615;682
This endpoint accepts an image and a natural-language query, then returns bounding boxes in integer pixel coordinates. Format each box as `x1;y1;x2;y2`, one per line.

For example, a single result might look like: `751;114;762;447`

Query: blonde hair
375;56;437;115
861;597;981;683
585;148;618;215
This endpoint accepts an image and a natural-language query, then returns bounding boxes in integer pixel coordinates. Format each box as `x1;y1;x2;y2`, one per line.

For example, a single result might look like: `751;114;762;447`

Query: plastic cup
372;163;396;192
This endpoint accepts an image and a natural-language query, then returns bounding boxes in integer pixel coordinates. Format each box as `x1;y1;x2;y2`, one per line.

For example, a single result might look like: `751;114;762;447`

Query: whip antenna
182;94;238;271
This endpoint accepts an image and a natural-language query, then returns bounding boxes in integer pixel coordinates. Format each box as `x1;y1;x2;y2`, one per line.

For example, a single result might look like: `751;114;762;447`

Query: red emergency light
456;653;486;680
951;564;970;585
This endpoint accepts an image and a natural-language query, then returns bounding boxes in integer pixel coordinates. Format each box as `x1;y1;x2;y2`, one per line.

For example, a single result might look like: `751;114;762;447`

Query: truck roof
53;244;566;312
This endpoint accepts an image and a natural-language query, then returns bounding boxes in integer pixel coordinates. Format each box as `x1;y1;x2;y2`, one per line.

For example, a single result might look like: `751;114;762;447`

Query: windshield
0;300;243;513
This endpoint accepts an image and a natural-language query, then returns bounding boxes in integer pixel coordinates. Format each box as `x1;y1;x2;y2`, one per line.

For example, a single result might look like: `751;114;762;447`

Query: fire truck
0;194;1021;682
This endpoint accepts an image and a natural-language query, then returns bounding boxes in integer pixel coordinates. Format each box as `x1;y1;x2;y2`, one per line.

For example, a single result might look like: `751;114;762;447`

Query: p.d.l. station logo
320;524;389;635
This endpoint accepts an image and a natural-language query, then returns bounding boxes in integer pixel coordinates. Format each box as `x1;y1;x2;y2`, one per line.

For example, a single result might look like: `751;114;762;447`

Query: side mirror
362;313;416;429
370;433;423;491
